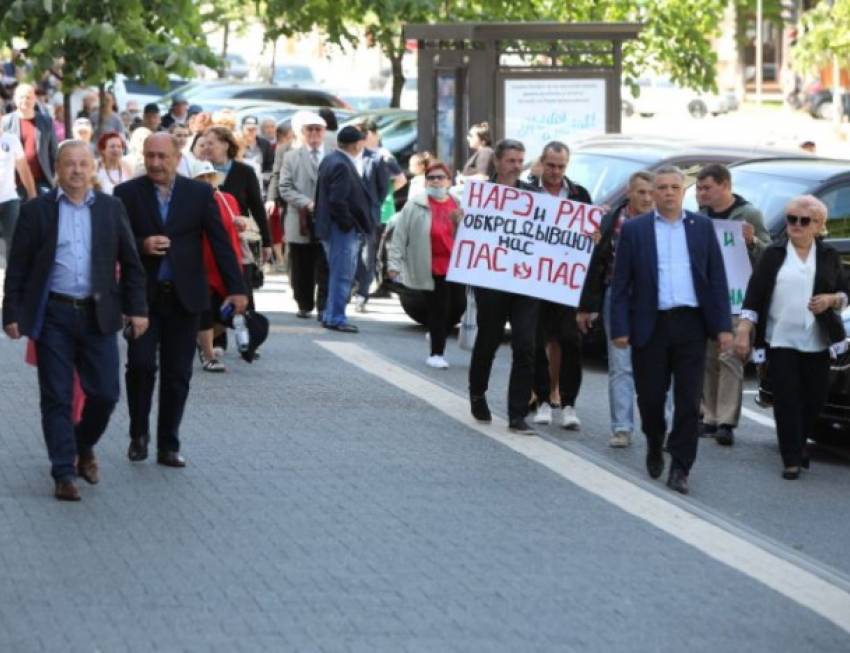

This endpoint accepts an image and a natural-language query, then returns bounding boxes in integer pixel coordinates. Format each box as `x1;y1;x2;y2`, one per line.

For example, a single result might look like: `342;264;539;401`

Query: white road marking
741;406;777;428
318;341;850;634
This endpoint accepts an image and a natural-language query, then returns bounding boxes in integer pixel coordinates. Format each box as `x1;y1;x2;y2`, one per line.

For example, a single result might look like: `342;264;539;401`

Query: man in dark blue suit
610;165;733;494
3;140;148;500
114;133;247;468
313;126;372;333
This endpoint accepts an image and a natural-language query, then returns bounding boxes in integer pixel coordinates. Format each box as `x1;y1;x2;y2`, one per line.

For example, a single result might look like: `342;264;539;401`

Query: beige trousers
702;316;742;427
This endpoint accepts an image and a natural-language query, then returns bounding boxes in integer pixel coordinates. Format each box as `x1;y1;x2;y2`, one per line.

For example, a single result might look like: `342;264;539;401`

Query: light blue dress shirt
49;188;95;298
654;211;699;310
155;180;176;281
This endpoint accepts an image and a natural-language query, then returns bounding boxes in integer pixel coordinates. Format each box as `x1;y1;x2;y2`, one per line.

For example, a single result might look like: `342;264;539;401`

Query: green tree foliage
794;0;850;72
0;0;216;132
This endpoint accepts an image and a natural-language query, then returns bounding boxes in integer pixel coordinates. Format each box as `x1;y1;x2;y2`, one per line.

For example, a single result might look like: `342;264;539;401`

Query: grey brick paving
0;281;848;651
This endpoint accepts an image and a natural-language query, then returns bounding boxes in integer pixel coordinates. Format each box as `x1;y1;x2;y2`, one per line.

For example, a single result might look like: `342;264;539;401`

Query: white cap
192;159;224;186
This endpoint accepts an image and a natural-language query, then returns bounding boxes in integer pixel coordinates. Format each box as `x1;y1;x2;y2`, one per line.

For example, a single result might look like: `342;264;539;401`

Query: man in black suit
610;165;733;494
114;133;247;468
2;140;148;501
313;125;372;333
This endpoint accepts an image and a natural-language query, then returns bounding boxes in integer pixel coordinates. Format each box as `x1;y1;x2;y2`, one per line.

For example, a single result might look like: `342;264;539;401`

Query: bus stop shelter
403;22;641;173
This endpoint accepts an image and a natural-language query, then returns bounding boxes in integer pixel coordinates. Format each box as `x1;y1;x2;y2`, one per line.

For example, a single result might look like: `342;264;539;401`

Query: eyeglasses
426;175;448;182
786;214;813;227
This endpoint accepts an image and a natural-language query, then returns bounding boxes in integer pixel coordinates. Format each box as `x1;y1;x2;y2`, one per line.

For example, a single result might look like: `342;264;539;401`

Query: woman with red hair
95;131;134;194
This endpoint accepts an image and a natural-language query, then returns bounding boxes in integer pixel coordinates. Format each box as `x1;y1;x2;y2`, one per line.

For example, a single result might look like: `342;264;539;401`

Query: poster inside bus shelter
446;181;601;305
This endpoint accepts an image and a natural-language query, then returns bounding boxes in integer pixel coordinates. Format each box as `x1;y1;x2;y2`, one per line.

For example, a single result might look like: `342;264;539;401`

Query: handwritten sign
503;79;606;159
447;181;601;305
712;219;752;314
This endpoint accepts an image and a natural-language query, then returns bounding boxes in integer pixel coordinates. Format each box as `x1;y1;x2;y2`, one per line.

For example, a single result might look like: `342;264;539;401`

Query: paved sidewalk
0;277;848;652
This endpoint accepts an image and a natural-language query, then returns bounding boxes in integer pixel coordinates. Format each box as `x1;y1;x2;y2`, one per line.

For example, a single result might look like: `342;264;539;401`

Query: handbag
458;285;478;351
216;190;262;243
298;206;314;238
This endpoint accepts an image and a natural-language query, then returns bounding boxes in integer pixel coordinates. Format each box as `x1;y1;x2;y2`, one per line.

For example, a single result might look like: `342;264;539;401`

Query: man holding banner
695;164;769;447
448;139;602;436
610;166;733;495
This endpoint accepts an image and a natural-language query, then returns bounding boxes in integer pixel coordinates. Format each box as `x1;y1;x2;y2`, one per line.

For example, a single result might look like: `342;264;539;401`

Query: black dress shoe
801;448;811;469
782;467;801;480
128;434;150;462
54;478;81;501
715;425;735;446
157;451;186;468
508;417;535;435
698;422;717;438
646;447;665;479
296;310;310;319
324;323;359;333
667;468;690;494
470;394;492;423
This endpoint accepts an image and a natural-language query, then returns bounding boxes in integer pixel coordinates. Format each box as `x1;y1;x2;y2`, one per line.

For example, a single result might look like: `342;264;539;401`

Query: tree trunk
63;86;72;142
97;83;106;135
390;46;405;108
220;23;230;78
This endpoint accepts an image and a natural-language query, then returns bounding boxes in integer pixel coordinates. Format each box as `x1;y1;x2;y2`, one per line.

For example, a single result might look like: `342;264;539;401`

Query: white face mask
426;186;448;199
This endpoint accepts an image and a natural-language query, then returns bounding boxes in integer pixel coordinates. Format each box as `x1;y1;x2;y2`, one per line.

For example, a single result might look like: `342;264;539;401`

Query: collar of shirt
213;160;233;174
56;187;95;207
653;209;686;224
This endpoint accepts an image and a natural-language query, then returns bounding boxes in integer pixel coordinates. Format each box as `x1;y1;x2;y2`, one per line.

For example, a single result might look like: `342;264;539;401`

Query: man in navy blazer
610;165;733;494
3;141;148;500
313;125;372;332
114;133;247;468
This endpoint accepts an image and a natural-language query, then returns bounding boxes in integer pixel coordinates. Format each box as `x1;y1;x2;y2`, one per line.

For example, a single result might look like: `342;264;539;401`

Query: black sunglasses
786;214;812;227
426;174;447;181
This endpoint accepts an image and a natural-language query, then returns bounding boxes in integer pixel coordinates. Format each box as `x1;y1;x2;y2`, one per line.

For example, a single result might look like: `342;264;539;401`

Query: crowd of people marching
0;72;846;501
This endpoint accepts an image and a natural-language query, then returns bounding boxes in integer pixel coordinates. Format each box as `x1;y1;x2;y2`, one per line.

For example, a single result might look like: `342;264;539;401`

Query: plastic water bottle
233;314;250;353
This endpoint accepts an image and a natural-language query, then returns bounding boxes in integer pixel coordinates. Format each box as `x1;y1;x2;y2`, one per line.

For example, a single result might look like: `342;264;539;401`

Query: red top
19;118;42;182
203;190;243;298
429;196;457;275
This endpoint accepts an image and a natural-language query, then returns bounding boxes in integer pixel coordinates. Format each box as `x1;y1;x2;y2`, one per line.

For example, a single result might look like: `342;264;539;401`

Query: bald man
2;140;148;501
114;133;247;469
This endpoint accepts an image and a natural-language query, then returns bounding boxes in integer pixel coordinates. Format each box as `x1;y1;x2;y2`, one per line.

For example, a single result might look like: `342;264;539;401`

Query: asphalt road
3;274;849;651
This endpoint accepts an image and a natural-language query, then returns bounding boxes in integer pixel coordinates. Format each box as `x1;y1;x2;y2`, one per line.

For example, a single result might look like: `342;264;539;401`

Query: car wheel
398;285;466;328
816;100;834;120
622;100;634;117
809;419;850;447
688;100;708;119
711;112;721;117
638;112;654;118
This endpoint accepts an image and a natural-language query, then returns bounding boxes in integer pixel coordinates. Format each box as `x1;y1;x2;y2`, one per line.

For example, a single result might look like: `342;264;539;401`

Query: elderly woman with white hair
735;195;850;479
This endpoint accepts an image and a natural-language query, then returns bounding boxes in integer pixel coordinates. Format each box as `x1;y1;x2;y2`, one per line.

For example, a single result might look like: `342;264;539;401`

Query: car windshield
568;152;651;204
382;120;416;152
683;169;813;232
274;66;315;84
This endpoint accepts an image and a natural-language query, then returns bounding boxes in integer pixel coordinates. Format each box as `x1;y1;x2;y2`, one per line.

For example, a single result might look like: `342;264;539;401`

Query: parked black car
159;81;351;110
802;85;850;120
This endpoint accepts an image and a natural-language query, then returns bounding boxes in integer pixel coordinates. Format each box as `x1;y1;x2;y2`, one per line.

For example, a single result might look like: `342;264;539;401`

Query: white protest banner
712;219;752;315
447;181;601;306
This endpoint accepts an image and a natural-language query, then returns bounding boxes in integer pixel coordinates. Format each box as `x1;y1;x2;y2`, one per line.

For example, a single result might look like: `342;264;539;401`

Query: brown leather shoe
77;452;99;485
157;451;186;468
54;478;81;501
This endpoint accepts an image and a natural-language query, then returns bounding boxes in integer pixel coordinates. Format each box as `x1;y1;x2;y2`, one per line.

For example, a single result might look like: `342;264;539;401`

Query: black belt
658;306;699;317
48;292;93;308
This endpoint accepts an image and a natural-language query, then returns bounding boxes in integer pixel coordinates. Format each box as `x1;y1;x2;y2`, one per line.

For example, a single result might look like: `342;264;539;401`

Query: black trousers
469;287;539;419
289;242;328;313
632;309;707;473
534;303;582;406
768;347;831;468
422;275;465;356
125;283;200;453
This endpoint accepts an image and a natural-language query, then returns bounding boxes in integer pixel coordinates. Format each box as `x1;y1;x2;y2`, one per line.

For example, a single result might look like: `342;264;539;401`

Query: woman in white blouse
95;132;135;195
735;195;849;479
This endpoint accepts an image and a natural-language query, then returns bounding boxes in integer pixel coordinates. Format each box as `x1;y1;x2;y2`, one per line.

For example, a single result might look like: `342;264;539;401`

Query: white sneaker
212;347;225;358
608;431;631;448
426;355;449;369
560;406;581;430
354;296;367;313
533;402;552;424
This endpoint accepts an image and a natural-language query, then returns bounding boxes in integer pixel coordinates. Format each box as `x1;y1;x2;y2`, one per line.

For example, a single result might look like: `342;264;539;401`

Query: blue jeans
355;227;380;301
35;300;120;480
603;287;635;434
0;198;20;260
321;223;360;326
